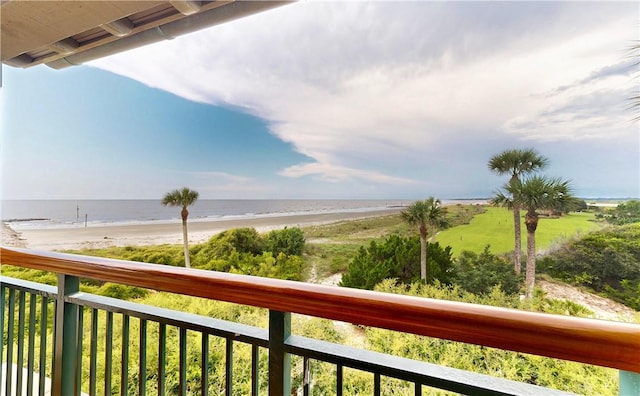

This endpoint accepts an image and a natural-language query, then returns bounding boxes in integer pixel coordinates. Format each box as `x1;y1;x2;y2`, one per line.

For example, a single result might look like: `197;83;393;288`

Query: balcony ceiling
1;0;288;70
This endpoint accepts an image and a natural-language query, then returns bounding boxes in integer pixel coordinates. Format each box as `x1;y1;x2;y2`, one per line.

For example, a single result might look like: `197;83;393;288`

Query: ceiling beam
170;0;202;16
47;38;79;55
3;54;33;68
100;18;135;37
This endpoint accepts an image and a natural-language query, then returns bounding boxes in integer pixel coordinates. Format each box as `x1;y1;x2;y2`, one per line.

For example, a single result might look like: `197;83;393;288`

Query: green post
53;274;79;396
269;310;291;396
0;285;4;394
620;370;640;396
225;338;234;395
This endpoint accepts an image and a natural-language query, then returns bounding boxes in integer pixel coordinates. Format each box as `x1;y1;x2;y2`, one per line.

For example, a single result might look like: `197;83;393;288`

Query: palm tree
492;176;577;298
162;187;199;268
488;149;548;275
401;197;448;282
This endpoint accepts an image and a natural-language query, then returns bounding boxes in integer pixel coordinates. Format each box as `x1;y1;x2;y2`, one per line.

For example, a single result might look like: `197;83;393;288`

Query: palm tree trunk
525;230;535;298
181;218;191;268
420;236;427;281
513;206;522;275
524;214;538;299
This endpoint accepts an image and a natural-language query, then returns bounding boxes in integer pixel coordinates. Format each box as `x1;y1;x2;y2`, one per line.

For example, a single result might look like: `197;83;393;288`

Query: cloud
189;171;252;184
179;171;274;197
90;2;639;196
279;162;418;185
505;61;635;141
550;60;636;95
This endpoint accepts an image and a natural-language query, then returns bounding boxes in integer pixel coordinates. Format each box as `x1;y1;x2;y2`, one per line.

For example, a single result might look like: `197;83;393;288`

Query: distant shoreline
3;208;404;252
2;198;624;252
1;199;417;229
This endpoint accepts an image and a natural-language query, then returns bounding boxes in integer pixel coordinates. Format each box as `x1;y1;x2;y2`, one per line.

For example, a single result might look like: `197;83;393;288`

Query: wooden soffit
1;0;289;69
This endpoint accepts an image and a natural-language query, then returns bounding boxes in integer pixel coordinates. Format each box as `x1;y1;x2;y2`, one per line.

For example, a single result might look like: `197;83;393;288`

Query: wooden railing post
269;310;291;396
53;274;79;396
620;370;640;396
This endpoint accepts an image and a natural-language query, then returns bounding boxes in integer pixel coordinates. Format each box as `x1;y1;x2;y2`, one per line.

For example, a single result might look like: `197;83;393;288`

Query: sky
1;1;639;200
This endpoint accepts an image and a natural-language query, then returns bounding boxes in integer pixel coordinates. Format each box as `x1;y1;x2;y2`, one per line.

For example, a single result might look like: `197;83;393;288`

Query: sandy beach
2;209;402;252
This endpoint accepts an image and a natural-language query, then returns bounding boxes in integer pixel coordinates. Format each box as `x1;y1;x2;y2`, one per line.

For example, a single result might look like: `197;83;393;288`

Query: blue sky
2;1;639;200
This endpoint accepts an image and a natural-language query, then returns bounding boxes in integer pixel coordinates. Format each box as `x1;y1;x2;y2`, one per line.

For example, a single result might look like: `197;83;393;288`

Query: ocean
1;199;420;230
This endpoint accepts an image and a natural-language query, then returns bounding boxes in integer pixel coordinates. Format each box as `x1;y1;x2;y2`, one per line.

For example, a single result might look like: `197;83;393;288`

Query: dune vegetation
3;202;639;395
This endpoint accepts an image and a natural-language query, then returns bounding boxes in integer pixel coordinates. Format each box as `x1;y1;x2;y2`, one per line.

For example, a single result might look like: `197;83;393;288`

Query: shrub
187;227;305;280
193;228;264;266
264;227;305;256
538;224;640;309
452;246;522;295
229;252;304;281
97;282;149;299
339;235;453;290
65;245;184;266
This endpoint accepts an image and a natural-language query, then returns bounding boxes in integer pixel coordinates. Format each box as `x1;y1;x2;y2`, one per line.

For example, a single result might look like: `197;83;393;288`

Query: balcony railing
1;246;639;395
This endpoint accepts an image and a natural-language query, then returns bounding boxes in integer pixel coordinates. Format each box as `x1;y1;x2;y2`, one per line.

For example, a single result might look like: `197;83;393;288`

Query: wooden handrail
1;247;639;373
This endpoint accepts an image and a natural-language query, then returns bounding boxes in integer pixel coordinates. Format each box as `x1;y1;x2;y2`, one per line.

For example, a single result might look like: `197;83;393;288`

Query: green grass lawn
435;207;600;257
303;205;601;275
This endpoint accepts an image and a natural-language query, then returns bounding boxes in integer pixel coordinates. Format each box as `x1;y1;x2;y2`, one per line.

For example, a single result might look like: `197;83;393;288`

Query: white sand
3;209;401;252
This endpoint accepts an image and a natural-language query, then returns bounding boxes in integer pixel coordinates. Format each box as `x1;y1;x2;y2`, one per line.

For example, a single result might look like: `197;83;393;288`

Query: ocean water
1;199;417;230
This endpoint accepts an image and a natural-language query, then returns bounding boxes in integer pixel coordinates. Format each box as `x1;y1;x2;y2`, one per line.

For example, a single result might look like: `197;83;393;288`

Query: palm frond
487;148;548;179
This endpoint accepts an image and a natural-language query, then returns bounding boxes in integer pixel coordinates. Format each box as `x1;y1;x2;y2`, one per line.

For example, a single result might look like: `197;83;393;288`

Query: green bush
65;245;184;266
339;235;453;289
529;294;594;317
452;246;522;295
538;224;640;308
96;282;150;299
229;252;304;281
193;228;264;263
264;227;305;256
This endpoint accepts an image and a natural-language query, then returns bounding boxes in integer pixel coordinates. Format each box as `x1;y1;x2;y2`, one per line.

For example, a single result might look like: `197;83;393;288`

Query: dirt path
538;280;637;322
306;266;368;347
